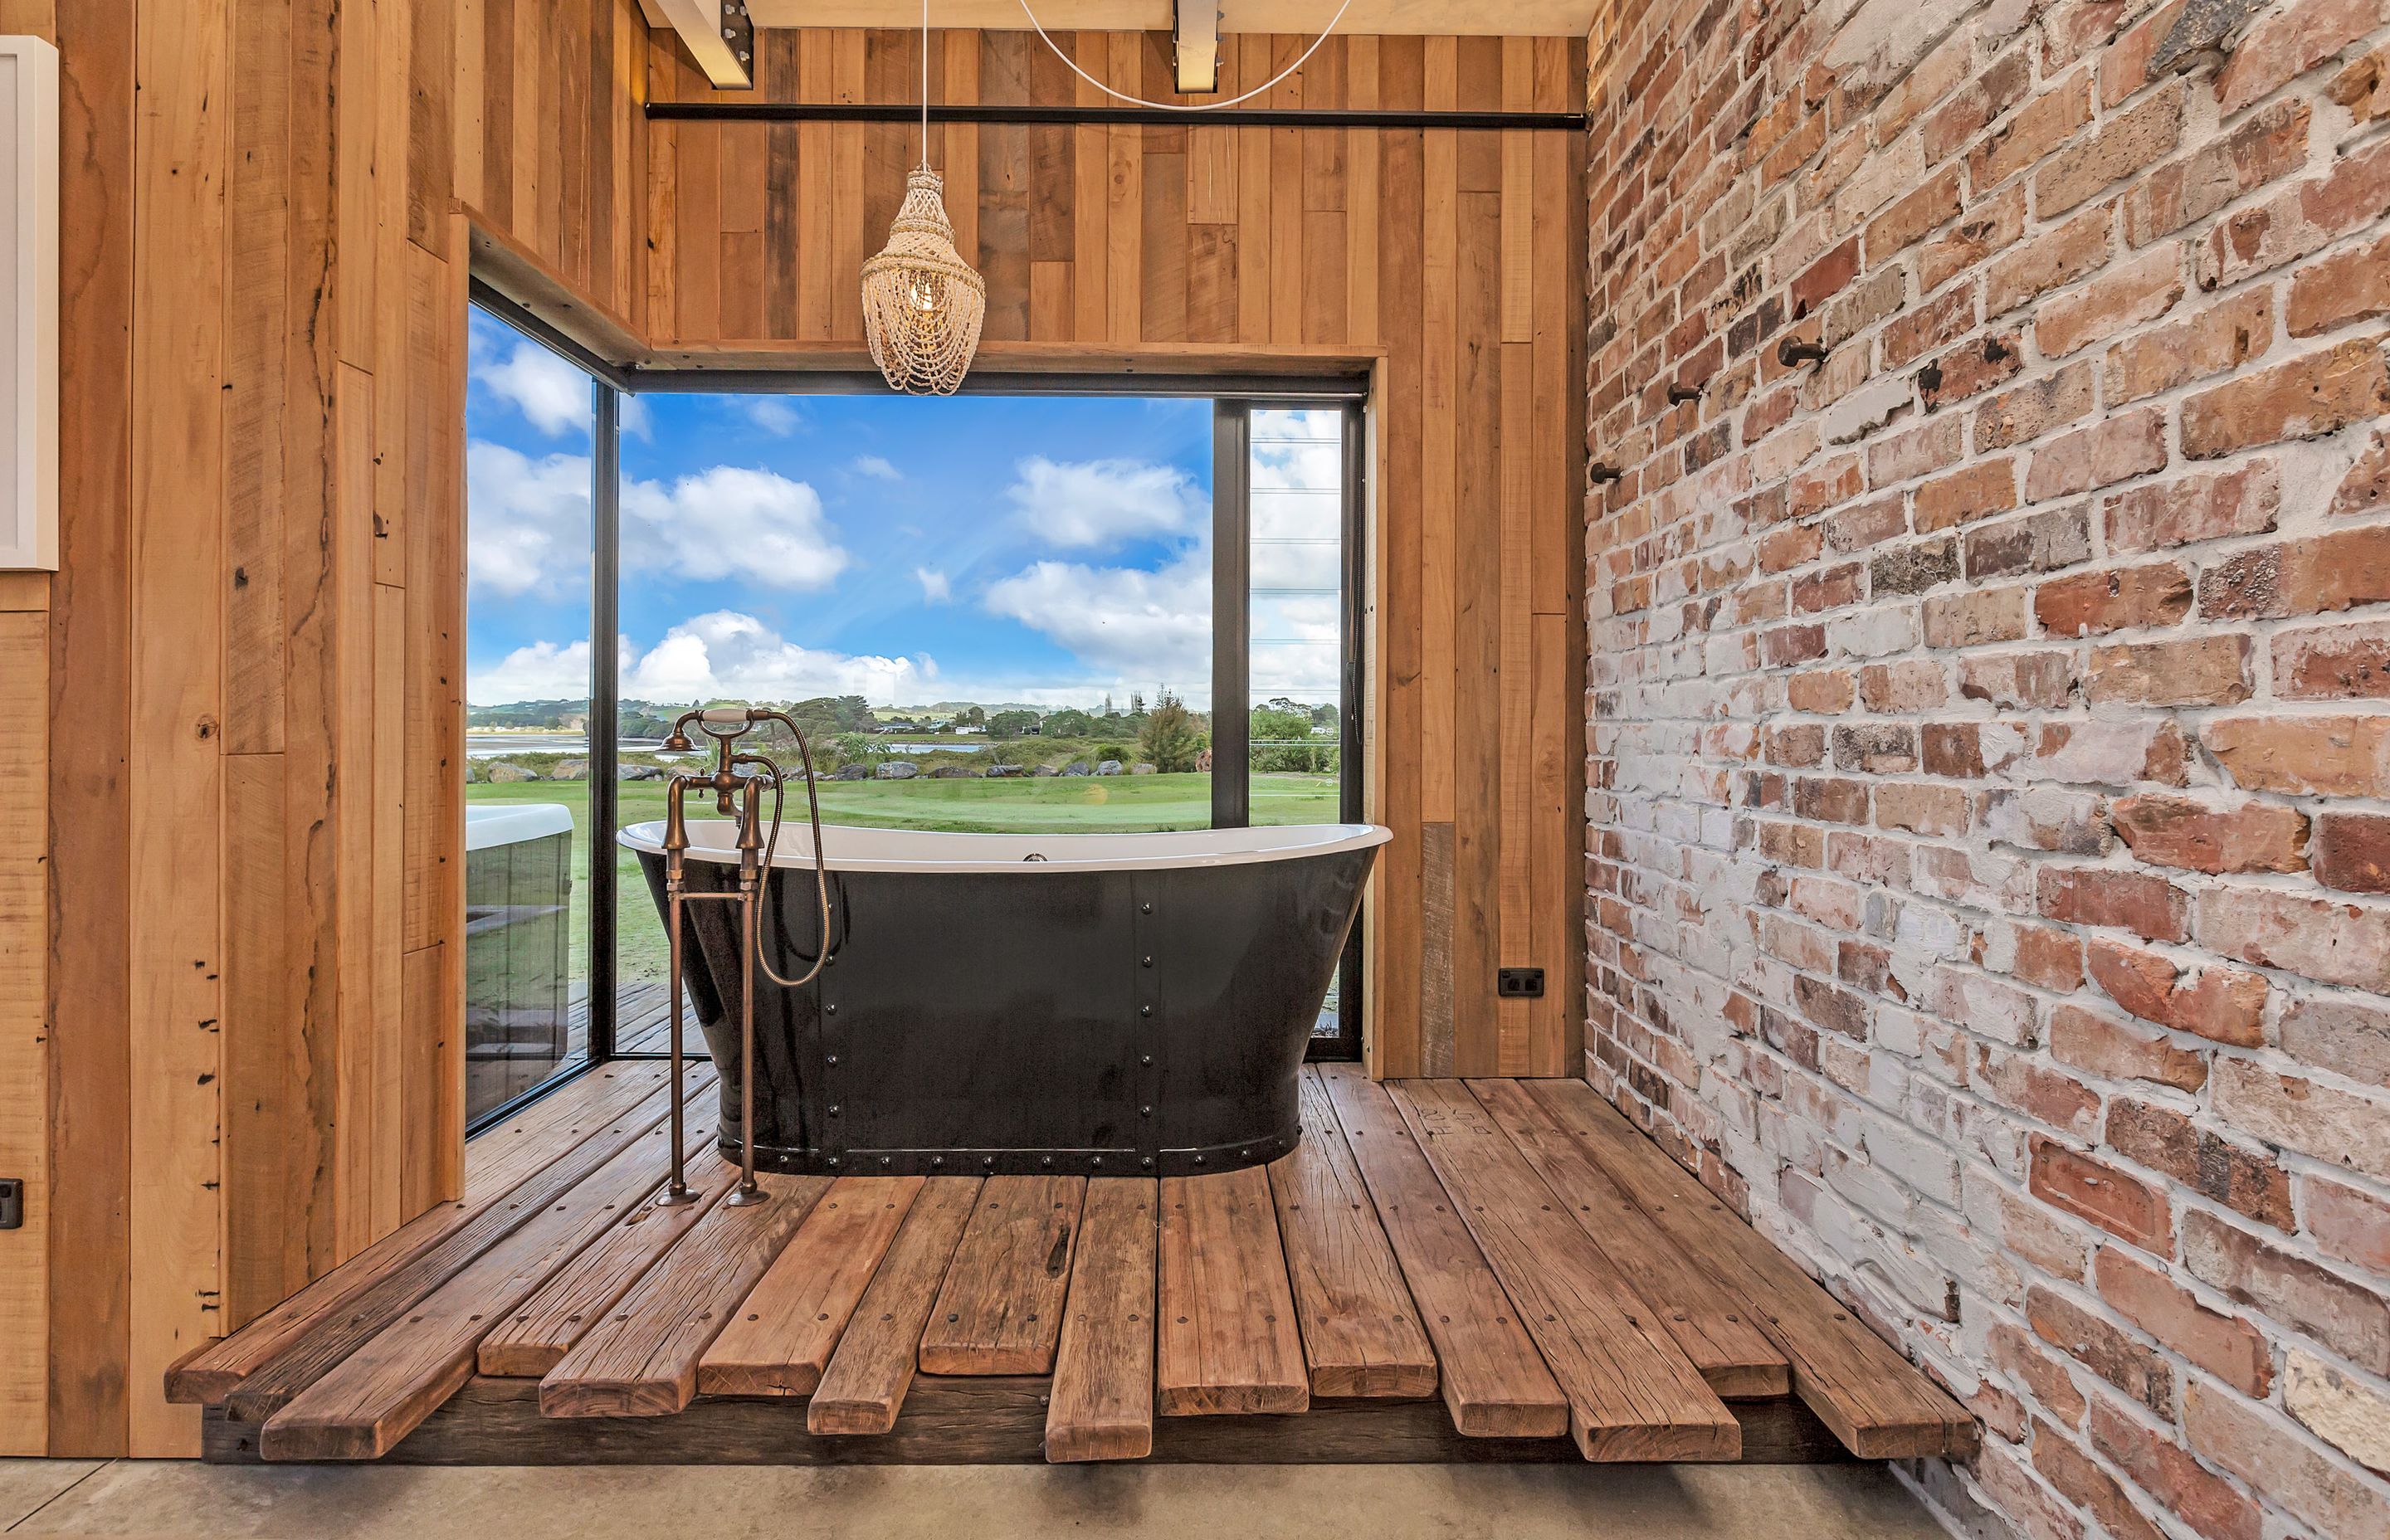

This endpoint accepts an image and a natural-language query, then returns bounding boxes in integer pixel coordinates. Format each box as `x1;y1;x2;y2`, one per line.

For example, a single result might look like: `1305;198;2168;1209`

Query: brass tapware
653;707;833;1209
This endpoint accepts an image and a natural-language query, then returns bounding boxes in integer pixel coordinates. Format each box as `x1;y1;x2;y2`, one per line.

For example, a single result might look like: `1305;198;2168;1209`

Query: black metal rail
647;101;1585;129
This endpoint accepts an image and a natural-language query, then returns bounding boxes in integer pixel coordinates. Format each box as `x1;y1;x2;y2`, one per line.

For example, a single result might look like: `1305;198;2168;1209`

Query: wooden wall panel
0;582;51;1455
644;28;1586;1079
17;0;634;1457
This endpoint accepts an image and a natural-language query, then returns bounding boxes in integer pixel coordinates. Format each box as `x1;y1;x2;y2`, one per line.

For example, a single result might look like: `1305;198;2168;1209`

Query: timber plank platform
177;1063;1976;1466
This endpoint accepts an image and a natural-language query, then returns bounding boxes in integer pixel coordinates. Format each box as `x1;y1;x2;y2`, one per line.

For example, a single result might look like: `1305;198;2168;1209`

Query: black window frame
467;282;1371;1079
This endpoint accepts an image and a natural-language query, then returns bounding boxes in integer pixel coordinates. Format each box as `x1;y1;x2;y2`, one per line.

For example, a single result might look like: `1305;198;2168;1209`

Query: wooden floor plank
919;1175;1084;1377
1315;1066;1568;1439
1157;1167;1308;1417
698;1175;923;1397
1388;1080;1739;1461
207;1372;1858;1466
1470;1079;1788;1399
539;1173;827;1418
216;1069;711;1423
255;1113;724;1460
464;1061;688;1202
1521;1079;1978;1460
1046;1178;1158;1462
166;1063;705;1406
807;1178;983;1435
1270;1071;1439;1400
476;1145;743;1378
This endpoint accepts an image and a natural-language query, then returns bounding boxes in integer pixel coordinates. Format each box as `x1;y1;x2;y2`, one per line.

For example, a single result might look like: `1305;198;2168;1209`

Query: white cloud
469;449;850;597
469;637;602;704
1006;456;1203;548
915;567;952;604
620;611;926;702
470;613;925;708
471;608;1219;710
746;399;801;436
620;465;850;590
473;341;593;436
621;395;654;441
467;441;595;597
851;454;901;481
983;551;1210;685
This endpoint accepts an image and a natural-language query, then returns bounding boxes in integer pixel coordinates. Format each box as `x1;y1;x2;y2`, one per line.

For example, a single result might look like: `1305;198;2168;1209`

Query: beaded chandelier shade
861;167;985;395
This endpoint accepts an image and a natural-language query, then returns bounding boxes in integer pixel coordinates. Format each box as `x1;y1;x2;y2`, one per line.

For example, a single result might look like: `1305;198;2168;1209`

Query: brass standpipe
651;707;834;1210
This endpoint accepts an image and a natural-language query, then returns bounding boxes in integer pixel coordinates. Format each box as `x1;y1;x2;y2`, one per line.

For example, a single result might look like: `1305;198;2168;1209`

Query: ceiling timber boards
723;2;1597;35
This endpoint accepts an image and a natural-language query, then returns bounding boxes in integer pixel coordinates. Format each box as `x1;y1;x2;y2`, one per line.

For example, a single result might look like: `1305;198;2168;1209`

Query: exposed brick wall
1580;0;2390;1534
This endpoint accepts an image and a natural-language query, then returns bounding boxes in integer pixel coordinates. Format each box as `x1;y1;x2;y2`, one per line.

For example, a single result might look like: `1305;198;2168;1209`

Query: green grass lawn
468;771;1343;985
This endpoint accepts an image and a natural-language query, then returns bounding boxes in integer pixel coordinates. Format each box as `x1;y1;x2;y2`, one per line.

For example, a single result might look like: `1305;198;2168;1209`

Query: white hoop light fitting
1014;0;1357;112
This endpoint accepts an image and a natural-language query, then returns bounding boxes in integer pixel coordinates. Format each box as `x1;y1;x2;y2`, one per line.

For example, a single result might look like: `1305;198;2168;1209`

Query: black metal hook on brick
1777;336;1828;367
1666;383;1703;404
1589;463;1624;485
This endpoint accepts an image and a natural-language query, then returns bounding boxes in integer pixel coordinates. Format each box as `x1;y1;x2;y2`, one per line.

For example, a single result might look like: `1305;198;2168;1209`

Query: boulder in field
1062;763;1091;777
551;759;590;781
1095;760;1123;776
876;761;919;779
930;764;977;777
618;763;662;781
832;763;871;781
987;763;1022;777
1032;764;1061;776
487;763;539;783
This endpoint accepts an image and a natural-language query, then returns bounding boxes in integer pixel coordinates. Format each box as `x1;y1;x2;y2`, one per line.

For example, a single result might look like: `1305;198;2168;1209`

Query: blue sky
464;307;1340;713
456;308;1338;717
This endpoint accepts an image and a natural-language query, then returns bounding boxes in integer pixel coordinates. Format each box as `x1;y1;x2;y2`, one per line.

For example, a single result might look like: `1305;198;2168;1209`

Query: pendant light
860;0;985;395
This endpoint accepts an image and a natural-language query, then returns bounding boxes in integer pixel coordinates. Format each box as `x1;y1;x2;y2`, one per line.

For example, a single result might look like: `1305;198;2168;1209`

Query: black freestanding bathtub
622;820;1388;1177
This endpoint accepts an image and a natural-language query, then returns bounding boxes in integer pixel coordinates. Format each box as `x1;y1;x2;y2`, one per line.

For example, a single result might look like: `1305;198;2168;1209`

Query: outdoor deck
165;1060;1974;1467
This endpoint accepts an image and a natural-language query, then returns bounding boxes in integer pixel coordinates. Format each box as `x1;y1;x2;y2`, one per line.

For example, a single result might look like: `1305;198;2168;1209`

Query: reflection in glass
460;305;597;1122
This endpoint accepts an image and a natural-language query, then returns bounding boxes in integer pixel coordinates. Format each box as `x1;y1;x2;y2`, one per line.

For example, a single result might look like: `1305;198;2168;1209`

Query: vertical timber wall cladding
646;28;1588;1081
0;0;645;1458
1583;0;2390;1537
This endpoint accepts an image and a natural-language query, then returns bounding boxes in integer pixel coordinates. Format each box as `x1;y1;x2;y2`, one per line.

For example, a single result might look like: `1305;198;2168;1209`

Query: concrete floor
0;1459;1946;1538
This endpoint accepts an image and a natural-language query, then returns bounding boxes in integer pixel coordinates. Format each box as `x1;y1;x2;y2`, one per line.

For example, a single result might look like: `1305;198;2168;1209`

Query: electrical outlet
1496;967;1545;999
0;1177;21;1231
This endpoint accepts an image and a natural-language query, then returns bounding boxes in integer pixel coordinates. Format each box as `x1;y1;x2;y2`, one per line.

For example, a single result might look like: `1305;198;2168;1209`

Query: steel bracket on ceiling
658;0;755;90
1173;0;1222;93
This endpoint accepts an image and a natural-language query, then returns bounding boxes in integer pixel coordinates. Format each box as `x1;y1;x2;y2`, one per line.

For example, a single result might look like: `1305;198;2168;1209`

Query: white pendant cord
919;0;929;166
1014;0;1356;112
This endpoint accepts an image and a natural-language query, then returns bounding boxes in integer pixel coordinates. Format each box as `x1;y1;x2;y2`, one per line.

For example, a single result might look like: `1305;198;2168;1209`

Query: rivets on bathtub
879;1156;891;1167
827;1156;841;1167
1140;902;1153;914
1090;1156;1104;1168
1141;1157;1154;1169
826;1054;838;1065
1239;1148;1251;1160
829;1104;841;1116
983;1155;995;1168
1140;1105;1153;1117
1141;955;1154;967
825;1002;837;1015
1040;1155;1053;1168
1193;1154;1206;1165
930;1155;944;1167
1139;1004;1154;1018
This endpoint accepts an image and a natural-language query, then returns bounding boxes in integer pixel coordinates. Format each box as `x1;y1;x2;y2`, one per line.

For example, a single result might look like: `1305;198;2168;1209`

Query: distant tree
1250;704;1321;772
1129;690;1146;716
989;709;1041;738
836;732;876;763
1043;708;1096;738
1139;690;1201;772
1101;692;1116;717
959;705;987;726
